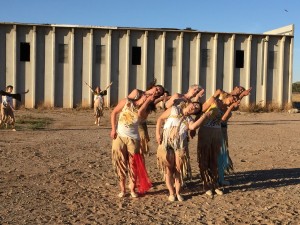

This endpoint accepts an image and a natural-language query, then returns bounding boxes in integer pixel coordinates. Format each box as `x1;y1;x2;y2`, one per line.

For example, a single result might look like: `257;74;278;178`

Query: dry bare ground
0;108;300;224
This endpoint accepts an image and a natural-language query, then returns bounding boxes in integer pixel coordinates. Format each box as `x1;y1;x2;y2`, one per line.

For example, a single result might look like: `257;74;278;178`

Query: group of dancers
109;80;251;201
0;81;251;202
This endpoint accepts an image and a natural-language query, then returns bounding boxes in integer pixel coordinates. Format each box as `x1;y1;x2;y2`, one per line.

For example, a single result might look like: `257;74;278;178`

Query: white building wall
0;23;294;109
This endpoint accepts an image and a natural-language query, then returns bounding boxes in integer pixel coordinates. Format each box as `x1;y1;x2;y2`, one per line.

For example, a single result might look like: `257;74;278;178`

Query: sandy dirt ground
0;108;300;225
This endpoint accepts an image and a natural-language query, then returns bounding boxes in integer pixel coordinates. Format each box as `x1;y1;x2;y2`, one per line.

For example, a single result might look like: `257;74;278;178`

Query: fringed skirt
197;126;222;190
111;136;140;182
1;104;15;125
138;122;150;155
94;99;104;118
156;138;191;184
218;127;234;184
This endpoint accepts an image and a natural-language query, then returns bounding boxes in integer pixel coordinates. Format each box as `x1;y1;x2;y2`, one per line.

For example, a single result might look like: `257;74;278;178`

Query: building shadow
226;168;300;192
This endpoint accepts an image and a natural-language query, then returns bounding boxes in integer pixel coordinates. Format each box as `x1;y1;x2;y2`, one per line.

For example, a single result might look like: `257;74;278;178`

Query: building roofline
0;21;294;37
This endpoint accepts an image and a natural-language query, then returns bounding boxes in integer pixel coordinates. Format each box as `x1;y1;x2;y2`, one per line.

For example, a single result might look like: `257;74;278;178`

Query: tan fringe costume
93;90;107;120
197;103;224;191
0;96;15;128
138;120;150;155
157;105;192;184
111;99;140;183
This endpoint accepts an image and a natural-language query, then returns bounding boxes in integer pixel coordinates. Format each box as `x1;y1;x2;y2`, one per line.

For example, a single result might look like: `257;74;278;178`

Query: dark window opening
132;46;141;65
58;44;68;63
20;42;30;62
95;45;106;64
167;47;176;67
268;51;277;69
235;50;244;68
201;49;210;68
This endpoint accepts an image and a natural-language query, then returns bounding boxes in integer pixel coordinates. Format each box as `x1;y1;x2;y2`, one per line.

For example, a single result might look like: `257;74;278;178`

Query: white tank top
117;99;140;140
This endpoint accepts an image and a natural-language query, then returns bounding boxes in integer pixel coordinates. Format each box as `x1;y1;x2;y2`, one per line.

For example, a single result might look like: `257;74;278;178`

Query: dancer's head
94;86;101;93
182;101;202;115
231;86;245;96
222;94;238;106
187;84;203;98
146;78;165;98
6;85;13;93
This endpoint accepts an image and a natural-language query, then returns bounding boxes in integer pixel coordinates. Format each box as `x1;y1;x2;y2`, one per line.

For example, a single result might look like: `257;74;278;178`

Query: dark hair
155;85;165;98
191;101;202;115
6;85;13;90
146;78;157;90
146;102;156;113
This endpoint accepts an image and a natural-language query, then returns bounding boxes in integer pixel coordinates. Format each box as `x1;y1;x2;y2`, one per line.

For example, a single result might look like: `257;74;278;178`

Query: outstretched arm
84;81;94;93
20;89;29;94
156;108;171;144
221;100;240;122
189;111;211;130
239;87;252;100
110;99;126;139
138;94;155;118
164;93;181;109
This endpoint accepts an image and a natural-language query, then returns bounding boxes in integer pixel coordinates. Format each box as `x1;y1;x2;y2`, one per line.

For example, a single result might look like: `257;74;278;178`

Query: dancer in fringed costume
198;94;240;196
156;101;210;201
163;84;205;181
85;82;112;126
110;93;155;198
0;85;29;131
127;79;165;158
164;84;205;109
213;86;252;186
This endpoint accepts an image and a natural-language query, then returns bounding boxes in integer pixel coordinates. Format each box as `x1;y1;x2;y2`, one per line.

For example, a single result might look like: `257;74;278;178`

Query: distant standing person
86;82;112;126
0;85;29;131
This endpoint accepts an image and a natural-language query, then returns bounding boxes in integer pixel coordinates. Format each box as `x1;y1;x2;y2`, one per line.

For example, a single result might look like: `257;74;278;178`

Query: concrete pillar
86;28;93;107
68;28;74;108
160;32;166;87
177;32;183;93
142;31;148;91
50;27;56;107
195;33;201;85
262;36;269;106
245;35;252;106
229;34;235;92
124;30;130;97
30;26;36;108
12;25;17;108
106;30;112;107
278;36;286;108
212;33;218;93
288;37;294;104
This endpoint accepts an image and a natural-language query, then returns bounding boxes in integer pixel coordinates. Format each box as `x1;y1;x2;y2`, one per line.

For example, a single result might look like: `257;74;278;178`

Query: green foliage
16;115;53;130
292;82;300;93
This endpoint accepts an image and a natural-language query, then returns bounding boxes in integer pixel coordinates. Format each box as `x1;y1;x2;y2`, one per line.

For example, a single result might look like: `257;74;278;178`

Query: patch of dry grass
292;93;300;102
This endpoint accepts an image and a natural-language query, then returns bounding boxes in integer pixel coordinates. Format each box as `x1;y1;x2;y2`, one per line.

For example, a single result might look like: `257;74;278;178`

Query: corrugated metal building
0;22;294;108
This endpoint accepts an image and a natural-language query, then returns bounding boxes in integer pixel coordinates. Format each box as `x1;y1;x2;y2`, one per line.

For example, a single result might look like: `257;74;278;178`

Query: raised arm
164;93;181;109
221;100;240;122
193;88;205;102
84;81;94;93
110;99;126;139
239;87;252;100
201;96;215;113
138;94;155;118
188;111;211;130
128;89;140;99
156;107;171;144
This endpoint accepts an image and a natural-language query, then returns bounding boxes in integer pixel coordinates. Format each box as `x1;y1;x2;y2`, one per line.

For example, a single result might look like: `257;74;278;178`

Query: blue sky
1;0;299;82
